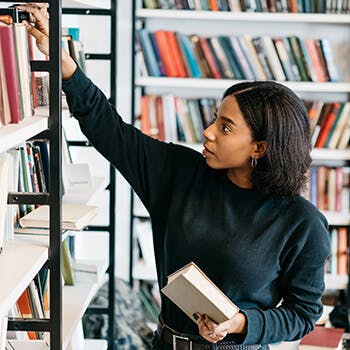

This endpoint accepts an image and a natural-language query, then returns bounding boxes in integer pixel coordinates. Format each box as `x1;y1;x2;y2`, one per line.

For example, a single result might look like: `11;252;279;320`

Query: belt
159;323;261;350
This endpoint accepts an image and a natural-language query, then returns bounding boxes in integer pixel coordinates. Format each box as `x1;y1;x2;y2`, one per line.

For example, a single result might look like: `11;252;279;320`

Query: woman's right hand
16;3;77;80
16;3;50;56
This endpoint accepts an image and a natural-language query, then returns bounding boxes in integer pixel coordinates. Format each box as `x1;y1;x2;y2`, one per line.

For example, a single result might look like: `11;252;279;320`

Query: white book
261;36;286;82
161;262;240;324
0;317;7;350
19;204;98;231
5;340;49;350
0;153;10;253
13;24;33;119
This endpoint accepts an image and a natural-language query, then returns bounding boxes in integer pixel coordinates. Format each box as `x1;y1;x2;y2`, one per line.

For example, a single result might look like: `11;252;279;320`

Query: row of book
0;136;98;254
143;0;350;13
0;20;34;126
307;101;350;150
304;166;350;213
139;95;350;150
137;29;346;83
326;227;348;276
8;272;49;341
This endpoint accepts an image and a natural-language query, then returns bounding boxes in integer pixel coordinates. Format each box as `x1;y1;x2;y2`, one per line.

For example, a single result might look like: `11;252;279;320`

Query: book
19;204;98;231
0;153;10;254
298;326;344;350
161;261;240;324
0;21;21;123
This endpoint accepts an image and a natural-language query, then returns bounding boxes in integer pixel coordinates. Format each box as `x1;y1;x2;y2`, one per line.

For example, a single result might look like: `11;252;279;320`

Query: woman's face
202;95;257;171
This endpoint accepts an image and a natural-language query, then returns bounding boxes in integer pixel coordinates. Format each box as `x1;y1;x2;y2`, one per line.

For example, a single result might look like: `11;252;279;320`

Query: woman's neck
227;168;253;189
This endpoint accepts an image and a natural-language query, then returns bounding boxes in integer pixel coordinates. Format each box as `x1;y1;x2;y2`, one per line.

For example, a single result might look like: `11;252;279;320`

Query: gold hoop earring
251;157;257;168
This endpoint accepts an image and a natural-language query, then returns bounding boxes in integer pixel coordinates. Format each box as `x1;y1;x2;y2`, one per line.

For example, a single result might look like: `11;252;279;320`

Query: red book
166;31;187;78
315;103;341;148
0;22;22;123
154;30;179;77
337;227;348;275
298;327;344;350
304;39;327;82
198;37;222;79
155;96;165;141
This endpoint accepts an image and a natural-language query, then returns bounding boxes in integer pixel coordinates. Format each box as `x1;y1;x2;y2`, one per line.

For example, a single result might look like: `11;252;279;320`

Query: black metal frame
3;0;62;349
62;2;117;349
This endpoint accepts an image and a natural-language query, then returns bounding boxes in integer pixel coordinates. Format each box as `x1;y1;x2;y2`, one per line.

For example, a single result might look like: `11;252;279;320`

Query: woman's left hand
194;312;247;343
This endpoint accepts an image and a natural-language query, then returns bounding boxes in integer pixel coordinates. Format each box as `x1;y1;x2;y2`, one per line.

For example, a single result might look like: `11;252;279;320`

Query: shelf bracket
7;192;50;205
8;318;51;332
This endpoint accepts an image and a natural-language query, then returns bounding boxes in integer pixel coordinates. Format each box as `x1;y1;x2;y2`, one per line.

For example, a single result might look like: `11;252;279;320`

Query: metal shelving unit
62;1;117;349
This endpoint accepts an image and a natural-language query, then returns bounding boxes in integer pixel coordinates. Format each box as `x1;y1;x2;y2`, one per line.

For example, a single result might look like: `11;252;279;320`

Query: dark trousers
151;327;271;350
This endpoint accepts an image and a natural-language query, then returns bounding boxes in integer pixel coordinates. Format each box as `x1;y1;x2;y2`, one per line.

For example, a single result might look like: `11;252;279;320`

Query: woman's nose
203;124;215;141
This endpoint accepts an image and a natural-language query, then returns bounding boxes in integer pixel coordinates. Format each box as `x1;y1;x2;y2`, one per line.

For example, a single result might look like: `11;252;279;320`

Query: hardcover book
161;261;240;324
298;326;344;350
19;204;98;231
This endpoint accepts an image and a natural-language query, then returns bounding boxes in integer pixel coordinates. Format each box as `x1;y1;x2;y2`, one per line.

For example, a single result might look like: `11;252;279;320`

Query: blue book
149;32;166;76
138;29;161;77
178;34;202;78
321;38;340;82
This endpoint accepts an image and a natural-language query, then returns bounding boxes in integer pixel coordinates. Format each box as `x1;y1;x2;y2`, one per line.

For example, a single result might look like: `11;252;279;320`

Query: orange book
140;95;150;135
154;30;179;77
315;103;341;148
208;0;218;11
304;39;327;82
16;289;37;339
166;31;187;78
198;37;222;79
337;228;348;275
289;0;298;12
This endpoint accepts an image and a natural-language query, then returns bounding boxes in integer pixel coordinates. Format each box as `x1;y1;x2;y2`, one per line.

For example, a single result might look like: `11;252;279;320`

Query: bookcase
0;1;63;350
0;1;117;349
129;0;350;342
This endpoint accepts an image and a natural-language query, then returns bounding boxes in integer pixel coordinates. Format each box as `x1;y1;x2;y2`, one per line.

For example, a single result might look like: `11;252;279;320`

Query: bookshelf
130;0;350;341
0;0;63;349
62;0;117;349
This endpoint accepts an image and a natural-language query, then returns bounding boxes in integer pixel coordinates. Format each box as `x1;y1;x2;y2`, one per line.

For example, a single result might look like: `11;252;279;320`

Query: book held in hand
298;326;345;350
161;261;240;324
19;204;98;231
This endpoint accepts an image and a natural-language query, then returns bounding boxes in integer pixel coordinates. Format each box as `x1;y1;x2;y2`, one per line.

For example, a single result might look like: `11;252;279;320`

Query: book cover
298;326;344;350
161;261;240;324
19;204;98;231
0;21;22;123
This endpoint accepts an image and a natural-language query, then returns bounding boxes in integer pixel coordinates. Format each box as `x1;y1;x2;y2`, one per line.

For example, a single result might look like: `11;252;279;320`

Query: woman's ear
252;141;267;159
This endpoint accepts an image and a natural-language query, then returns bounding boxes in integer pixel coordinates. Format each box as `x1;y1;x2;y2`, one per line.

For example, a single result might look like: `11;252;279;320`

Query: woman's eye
222;124;230;133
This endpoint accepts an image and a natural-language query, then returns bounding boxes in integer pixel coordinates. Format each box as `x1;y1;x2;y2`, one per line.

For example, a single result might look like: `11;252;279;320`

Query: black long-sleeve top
62;67;330;346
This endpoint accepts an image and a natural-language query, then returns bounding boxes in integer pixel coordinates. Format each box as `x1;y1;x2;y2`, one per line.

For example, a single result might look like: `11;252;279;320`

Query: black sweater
62;67;330;346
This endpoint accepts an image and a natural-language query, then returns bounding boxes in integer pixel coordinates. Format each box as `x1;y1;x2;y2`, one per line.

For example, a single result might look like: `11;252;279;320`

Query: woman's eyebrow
220;115;237;126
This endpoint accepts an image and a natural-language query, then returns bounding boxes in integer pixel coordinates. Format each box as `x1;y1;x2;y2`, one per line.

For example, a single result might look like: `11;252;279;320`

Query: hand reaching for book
16;3;77;80
194;312;247;343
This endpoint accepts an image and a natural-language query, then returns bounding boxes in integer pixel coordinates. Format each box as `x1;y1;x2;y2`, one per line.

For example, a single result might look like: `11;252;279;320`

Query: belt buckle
172;334;193;350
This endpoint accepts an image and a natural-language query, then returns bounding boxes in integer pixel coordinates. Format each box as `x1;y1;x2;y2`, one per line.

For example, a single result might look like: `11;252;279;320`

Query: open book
161;261;240;324
19;204;98;231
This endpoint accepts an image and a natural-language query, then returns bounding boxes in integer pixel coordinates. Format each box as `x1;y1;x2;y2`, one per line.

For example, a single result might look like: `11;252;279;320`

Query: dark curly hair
223;80;312;196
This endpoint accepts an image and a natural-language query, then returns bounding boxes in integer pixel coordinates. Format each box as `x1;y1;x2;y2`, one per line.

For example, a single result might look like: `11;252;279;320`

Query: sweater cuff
62;66;91;96
239;308;264;345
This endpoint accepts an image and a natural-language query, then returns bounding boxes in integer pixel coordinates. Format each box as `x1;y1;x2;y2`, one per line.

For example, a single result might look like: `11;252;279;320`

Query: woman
19;4;330;350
